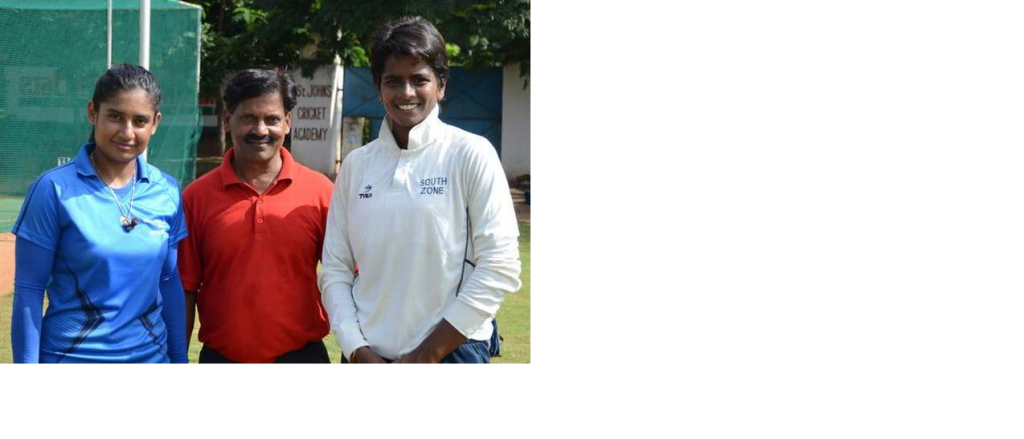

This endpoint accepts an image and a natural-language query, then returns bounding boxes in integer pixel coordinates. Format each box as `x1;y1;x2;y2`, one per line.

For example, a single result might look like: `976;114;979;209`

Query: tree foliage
183;0;530;99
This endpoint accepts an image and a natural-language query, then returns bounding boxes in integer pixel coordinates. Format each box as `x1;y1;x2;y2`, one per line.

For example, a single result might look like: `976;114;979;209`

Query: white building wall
500;63;530;179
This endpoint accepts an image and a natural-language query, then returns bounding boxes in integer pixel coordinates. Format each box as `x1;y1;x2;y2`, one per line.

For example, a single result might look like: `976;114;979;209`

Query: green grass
0;294;11;362
0;196;24;233
494;221;530;363
1;221;531;363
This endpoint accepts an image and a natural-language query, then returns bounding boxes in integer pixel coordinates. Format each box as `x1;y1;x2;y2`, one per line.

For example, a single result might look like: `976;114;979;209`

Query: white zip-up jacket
319;107;522;361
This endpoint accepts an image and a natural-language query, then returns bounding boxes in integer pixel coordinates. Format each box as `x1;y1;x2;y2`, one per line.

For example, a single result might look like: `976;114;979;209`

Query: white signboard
290;62;342;177
3;66;75;123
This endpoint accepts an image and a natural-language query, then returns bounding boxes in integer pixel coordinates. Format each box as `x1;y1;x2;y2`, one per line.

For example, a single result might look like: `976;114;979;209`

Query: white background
5;1;1024;437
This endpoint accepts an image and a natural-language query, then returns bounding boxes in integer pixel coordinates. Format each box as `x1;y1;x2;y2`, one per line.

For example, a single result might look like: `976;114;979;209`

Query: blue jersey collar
74;142;150;182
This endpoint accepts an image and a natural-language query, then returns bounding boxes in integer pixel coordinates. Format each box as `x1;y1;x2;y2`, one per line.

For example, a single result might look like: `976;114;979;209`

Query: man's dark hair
91;63;162;113
369;16;449;89
222;68;297;113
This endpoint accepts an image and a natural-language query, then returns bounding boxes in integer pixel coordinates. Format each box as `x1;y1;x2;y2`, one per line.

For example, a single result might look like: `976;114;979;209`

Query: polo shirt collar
74;142;150;182
380;105;442;152
217;146;296;189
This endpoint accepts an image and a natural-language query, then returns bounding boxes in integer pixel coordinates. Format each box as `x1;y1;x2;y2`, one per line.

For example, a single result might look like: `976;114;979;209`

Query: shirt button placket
254;196;267;236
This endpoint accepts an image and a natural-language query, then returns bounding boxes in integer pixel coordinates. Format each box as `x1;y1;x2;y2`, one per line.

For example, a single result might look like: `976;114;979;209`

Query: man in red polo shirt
178;68;334;363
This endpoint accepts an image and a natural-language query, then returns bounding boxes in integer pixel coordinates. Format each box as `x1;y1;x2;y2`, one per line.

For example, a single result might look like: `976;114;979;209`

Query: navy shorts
341;339;491;363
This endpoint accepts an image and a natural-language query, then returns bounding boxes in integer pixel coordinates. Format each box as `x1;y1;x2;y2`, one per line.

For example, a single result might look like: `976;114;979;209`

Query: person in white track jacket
318;16;521;363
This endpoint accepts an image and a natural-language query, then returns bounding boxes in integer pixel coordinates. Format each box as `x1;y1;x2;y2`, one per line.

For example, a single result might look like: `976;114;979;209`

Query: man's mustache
244;134;274;144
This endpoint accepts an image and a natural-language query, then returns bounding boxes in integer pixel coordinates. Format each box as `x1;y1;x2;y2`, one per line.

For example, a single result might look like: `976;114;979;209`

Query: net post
140;0;151;161
107;0;112;68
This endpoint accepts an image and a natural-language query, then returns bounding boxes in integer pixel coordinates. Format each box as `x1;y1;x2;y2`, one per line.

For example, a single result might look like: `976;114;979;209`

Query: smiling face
378;54;446;140
87;88;161;164
223;91;292;166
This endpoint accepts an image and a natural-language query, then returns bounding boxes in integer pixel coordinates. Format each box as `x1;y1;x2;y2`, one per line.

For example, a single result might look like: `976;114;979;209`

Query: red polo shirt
178;147;333;363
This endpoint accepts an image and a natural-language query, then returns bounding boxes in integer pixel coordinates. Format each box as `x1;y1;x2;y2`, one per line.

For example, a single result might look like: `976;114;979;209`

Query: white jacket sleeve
442;140;523;336
318;159;369;360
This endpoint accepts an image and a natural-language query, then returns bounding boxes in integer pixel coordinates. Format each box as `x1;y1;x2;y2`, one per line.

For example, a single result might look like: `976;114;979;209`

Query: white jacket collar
380;105;442;152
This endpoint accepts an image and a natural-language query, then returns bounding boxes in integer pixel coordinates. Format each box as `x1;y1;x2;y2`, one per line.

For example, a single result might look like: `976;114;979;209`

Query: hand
394;319;466;363
351;346;387;363
394;351;432;363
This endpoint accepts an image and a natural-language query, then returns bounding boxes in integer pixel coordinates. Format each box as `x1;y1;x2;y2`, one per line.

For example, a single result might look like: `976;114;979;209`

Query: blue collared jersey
13;143;187;363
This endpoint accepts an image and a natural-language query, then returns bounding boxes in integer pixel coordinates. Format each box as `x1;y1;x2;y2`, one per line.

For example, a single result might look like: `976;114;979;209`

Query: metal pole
139;0;150;69
140;0;150;160
107;0;112;68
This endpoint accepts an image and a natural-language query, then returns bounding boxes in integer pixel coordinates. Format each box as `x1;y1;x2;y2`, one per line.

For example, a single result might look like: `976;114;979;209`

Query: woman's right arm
11;174;62;363
13;237;56;363
317;159;372;362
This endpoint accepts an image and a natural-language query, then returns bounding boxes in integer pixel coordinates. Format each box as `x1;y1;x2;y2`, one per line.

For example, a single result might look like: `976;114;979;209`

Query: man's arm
184;290;197;352
176;187;202;357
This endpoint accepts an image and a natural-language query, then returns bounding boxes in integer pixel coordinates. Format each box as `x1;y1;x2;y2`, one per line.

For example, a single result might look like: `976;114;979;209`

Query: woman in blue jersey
10;64;188;363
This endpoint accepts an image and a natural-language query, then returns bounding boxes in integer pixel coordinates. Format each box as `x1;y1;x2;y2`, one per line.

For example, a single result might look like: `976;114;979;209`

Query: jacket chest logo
419;177;449;195
359;184;373;199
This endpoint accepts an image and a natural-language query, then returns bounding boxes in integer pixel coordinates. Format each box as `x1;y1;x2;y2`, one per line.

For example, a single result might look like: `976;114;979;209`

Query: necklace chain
89;152;138;231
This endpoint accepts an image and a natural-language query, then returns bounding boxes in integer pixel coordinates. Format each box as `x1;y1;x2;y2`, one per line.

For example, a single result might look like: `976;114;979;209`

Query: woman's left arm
159;243;188;363
160;179;189;363
399;141;523;363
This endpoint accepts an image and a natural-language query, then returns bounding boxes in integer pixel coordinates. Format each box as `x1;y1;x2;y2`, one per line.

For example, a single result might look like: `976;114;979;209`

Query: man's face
223;91;291;165
378;55;446;134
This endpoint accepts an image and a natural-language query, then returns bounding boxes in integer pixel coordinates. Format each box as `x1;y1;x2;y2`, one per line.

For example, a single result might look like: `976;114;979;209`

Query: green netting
0;0;201;232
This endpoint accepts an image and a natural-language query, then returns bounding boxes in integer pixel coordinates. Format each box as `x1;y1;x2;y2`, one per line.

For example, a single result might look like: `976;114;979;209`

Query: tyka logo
359;184;373;199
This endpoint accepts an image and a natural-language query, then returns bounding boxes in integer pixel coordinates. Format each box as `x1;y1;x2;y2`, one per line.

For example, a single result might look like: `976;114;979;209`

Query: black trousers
199;341;331;363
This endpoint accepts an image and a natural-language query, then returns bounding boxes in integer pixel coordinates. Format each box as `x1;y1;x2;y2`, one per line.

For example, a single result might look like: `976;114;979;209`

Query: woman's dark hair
89;64;161;142
370;16;449;89
91;63;162;113
222;68;297;113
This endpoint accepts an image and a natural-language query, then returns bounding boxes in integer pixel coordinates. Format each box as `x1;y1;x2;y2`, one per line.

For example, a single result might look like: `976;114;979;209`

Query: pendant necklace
90;152;140;232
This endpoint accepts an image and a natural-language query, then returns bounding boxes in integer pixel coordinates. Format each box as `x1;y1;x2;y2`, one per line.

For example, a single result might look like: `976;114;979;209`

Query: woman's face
87;88;161;164
378;54;446;134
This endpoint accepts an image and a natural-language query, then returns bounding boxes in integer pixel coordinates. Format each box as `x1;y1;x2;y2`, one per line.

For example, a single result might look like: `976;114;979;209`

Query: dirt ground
0;191;529;298
0;233;13;296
